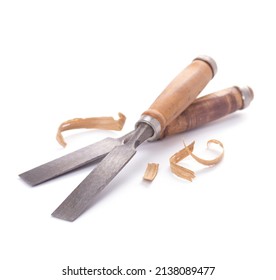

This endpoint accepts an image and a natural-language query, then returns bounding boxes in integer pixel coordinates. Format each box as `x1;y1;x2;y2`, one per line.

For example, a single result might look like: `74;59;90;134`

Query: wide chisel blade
52;123;153;221
19;137;127;186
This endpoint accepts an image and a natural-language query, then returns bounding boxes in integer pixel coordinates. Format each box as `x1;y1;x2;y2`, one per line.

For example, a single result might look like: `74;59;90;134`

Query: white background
1;1;275;279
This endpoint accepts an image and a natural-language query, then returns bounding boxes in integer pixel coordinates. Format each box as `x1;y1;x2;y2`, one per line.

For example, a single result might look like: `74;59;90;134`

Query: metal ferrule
194;55;218;78
236;86;254;109
135;115;162;141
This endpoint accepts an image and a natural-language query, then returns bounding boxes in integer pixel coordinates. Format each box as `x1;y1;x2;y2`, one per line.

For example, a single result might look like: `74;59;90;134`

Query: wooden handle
140;56;216;139
162;86;254;138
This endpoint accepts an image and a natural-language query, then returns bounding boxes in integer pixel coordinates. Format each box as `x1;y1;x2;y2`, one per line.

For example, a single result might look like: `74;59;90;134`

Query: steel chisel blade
19;137;125;186
52;123;154;221
52;145;137;221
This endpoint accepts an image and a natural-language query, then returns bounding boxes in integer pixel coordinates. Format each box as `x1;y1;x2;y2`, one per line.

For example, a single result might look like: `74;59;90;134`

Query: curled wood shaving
170;139;224;182
170;142;196;182
143;163;159;181
56;112;126;147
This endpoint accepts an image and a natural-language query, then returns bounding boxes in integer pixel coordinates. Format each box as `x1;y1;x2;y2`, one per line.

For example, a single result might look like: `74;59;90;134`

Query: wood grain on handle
142;57;216;136
162;86;254;138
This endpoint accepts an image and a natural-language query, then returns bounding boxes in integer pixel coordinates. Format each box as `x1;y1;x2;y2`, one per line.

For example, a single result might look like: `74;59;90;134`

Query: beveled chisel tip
18;172;42;186
51;210;76;222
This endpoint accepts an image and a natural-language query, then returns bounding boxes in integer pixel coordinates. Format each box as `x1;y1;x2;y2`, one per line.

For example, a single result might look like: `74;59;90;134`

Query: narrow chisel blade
52;123;153;221
52;144;136;221
19;137;124;186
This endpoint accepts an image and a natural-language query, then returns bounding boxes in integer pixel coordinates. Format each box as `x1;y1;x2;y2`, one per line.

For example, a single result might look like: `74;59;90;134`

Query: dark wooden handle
142;56;216;135
161;86;254;138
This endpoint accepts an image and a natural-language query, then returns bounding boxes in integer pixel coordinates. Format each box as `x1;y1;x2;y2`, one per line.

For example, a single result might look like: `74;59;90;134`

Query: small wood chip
170;139;224;181
56;112;126;147
143;163;159;181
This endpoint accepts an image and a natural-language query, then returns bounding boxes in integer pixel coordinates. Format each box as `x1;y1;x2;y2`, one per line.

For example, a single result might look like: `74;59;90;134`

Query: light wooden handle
161;86;254;138
138;56;216;140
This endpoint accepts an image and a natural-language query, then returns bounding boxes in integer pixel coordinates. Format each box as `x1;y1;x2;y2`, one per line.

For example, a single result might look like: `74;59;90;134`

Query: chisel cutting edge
21;56;220;221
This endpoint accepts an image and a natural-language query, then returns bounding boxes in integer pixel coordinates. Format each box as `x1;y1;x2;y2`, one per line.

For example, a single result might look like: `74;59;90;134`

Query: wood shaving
56;112;126;147
143;163;159;181
170;139;224;181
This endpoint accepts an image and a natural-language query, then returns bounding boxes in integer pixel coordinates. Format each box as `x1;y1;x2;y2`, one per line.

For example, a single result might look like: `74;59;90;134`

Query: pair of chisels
19;55;253;221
